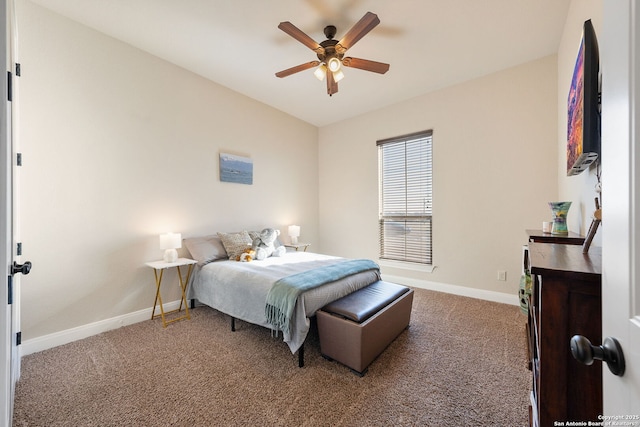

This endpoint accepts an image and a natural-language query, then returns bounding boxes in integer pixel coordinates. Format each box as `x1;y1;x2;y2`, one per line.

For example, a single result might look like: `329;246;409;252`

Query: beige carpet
13;288;530;426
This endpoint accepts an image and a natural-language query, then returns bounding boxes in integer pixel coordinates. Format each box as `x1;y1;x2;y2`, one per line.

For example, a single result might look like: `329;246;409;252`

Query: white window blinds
378;130;433;265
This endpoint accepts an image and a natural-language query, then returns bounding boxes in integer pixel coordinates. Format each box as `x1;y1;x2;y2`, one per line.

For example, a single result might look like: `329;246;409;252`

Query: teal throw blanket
265;259;379;335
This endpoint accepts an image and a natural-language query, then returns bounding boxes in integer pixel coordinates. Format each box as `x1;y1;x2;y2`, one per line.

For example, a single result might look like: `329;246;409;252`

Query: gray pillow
183;235;228;266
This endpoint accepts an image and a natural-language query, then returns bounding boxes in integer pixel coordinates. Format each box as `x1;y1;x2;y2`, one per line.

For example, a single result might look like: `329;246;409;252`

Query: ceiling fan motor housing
318;39;343;63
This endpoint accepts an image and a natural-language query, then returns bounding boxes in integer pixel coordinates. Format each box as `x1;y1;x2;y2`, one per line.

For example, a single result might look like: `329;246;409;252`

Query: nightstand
145;258;197;327
285;243;310;252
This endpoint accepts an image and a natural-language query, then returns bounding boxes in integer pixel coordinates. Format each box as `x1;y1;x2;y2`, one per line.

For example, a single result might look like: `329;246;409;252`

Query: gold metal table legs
151;264;194;327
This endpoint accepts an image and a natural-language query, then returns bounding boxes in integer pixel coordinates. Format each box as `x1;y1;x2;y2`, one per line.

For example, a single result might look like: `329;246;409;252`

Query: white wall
17;1;318;341
318;56;558;297
16;0;583;348
558;0;603;241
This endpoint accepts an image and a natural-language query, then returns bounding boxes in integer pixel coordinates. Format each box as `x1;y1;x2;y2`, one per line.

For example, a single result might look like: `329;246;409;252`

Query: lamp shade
160;232;181;263
160;232;181;250
288;225;300;244
314;65;327;81
288;225;300;238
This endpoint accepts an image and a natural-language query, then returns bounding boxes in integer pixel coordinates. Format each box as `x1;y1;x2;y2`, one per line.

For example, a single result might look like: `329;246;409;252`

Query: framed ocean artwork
219;153;253;185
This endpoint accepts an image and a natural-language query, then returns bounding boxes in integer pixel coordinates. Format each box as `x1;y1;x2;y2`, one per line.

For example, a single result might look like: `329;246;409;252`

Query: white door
1;0;26;424
600;0;640;414
1;1;13;425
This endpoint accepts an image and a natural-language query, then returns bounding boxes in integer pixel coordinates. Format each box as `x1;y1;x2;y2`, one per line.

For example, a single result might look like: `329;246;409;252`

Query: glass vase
548;201;572;235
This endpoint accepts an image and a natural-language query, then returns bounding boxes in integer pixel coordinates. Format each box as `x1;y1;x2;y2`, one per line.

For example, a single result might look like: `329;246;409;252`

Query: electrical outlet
497;270;507;281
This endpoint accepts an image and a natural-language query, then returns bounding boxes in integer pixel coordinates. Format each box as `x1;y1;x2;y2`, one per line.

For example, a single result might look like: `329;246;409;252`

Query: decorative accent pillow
183;235;228;266
217;231;253;260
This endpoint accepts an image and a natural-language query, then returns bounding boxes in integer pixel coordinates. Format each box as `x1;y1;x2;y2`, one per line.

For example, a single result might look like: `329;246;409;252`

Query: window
378;130;433;265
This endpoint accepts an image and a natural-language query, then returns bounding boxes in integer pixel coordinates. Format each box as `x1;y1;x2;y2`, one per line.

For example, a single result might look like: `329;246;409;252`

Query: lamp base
290;236;298;244
163;249;178;263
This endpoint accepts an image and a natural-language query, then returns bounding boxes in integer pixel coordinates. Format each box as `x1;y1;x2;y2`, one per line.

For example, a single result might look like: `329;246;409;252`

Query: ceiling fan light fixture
314;65;327;81
327;57;342;72
276;12;389;97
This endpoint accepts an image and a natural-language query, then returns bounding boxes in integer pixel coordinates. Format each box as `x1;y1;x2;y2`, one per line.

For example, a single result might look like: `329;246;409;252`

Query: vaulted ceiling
29;0;572;127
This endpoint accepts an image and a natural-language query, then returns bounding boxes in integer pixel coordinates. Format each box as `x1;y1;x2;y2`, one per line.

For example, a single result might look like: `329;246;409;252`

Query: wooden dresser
526;229;585;245
527;242;602;426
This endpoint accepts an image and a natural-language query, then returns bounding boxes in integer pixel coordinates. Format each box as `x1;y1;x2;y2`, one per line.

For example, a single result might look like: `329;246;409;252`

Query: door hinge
16;63;21;77
16;332;21;346
7;71;12;102
16;153;22;166
16;242;22;256
7;275;12;305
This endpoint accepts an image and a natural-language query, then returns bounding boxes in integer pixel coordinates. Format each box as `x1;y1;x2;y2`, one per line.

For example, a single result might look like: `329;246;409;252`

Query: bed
184;231;381;362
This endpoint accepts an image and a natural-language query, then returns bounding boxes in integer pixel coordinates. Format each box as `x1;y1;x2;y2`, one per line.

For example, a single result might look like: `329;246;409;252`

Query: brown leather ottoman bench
316;280;413;375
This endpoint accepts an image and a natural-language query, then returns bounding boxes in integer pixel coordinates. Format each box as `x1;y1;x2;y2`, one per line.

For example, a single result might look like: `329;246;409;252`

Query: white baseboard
21;300;183;356
21;280;517;356
381;274;520;306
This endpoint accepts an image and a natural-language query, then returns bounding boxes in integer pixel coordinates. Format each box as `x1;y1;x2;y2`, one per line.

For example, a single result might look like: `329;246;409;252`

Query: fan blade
336;11;380;53
278;21;324;55
342;57;390;74
275;61;321;78
326;70;338;96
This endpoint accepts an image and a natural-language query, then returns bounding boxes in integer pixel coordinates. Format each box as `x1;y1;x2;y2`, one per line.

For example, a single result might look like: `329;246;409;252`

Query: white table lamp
288;225;300;245
160;232;181;263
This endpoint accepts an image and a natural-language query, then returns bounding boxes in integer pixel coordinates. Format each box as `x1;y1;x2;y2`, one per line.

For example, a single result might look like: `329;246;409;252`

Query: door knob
11;261;32;276
570;335;625;377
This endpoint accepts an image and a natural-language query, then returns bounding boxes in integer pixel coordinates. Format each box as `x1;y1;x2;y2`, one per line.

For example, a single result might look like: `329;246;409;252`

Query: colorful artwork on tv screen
566;19;599;176
567;37;584;174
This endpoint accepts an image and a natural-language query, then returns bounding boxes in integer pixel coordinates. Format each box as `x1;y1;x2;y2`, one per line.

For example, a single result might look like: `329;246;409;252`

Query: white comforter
187;251;380;353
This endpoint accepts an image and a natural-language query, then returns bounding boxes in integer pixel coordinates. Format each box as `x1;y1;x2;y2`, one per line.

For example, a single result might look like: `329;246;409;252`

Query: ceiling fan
275;11;390;96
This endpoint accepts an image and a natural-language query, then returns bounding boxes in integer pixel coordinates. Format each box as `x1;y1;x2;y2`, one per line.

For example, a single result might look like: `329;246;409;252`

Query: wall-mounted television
567;19;600;176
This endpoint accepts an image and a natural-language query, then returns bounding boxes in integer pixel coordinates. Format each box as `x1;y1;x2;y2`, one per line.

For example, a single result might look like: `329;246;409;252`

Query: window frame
377;130;433;267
